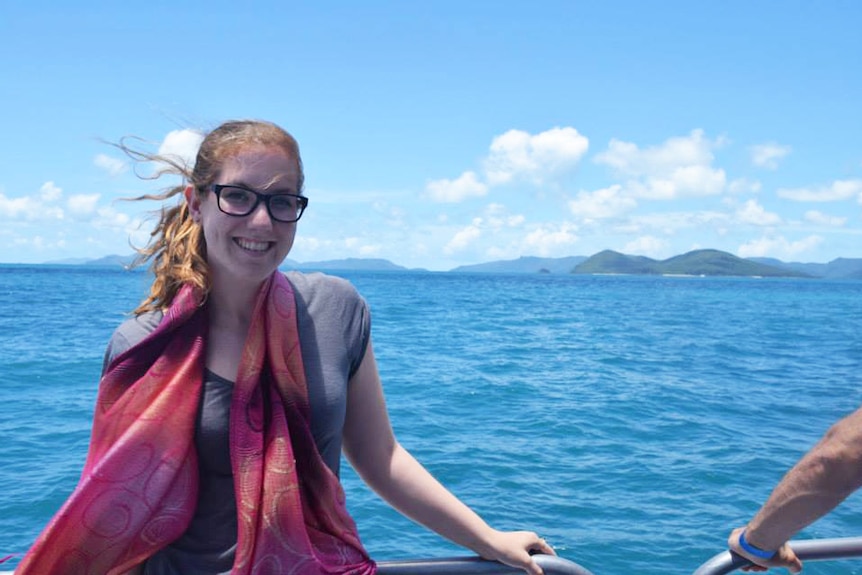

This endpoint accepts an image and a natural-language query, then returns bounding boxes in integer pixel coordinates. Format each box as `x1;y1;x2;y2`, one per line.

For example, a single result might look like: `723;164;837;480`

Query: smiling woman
14;119;555;575
184;145;303;296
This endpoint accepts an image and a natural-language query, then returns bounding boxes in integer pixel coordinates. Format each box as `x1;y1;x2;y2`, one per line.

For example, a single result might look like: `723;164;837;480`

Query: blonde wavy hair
119;120;304;315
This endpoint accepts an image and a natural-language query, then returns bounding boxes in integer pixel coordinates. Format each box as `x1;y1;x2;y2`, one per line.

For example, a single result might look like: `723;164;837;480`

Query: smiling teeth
237;238;270;252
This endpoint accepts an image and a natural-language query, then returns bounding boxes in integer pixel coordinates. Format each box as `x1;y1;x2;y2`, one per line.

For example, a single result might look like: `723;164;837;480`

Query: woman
18;120;554;575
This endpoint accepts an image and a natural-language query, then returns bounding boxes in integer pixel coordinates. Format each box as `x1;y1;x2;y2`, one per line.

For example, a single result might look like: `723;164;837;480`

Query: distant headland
36;249;862;279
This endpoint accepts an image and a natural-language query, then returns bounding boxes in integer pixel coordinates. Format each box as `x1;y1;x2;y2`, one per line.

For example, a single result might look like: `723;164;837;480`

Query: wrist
739;529;777;560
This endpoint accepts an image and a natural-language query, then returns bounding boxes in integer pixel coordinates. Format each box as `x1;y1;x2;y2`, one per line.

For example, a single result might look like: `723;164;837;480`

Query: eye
222;187;254;204
269;195;297;210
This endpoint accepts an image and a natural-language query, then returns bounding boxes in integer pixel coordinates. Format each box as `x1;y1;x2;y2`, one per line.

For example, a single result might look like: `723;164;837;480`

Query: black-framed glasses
210;184;308;223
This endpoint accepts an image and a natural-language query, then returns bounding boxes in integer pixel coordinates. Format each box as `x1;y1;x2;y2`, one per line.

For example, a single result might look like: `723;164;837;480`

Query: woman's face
187;146;302;288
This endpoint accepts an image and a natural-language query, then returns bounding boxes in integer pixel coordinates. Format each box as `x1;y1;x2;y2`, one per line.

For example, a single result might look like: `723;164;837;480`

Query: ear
184;185;202;223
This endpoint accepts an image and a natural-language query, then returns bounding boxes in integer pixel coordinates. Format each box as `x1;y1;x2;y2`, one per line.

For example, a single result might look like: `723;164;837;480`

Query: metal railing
0;554;593;575
7;539;862;575
693;536;862;575
378;555;595;575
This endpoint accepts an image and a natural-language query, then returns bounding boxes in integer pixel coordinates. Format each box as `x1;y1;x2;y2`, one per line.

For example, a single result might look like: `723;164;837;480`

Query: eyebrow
226;181;298;194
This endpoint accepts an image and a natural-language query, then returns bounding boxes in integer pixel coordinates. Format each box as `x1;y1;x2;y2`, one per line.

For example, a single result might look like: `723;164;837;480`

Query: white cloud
0;182;65;221
594;130;726;199
737;235;824;259
8;234;70;252
522;223;579;255
425;125;588;209
777;179;862;202
440;203;528;255
40;181;63;202
595;129;714;175
750;143;791;169
92;206;132;229
623;235;670;257
727;178;762;195
383;205;408;227
358;244;382;256
624;210;731;235
568;185;637;219
444;219;483;253
158;129;204;171
736;199;782;226
804;210;846;227
94;153;128;176
624;171;727;200
426;171;488;202
342;237;382;256
484;127;588;185
484;203;525;229
67;194;100;216
292;236;322;253
0;194;35;219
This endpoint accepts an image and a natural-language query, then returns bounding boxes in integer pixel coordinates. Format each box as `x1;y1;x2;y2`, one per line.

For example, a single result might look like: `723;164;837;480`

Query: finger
524;557;543;575
770;545;802;574
786;557;803;574
539;538;556;556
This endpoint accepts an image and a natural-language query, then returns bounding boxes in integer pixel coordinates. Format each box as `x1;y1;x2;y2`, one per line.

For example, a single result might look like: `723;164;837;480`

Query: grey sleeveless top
101;272;371;574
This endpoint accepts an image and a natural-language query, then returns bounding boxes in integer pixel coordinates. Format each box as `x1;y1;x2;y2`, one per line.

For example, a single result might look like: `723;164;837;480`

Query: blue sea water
1;265;861;574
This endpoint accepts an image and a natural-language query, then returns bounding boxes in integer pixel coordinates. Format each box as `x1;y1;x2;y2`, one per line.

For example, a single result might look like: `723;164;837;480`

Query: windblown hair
120;120;304;315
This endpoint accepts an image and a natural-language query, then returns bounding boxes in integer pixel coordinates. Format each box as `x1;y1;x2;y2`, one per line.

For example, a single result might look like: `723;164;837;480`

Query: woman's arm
728;405;862;573
342;341;554;575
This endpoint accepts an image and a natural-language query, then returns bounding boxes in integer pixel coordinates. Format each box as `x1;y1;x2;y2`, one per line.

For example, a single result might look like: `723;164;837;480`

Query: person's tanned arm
728;406;862;573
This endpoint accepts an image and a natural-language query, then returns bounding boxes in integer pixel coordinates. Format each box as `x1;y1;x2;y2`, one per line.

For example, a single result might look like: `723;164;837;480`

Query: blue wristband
739;529;776;560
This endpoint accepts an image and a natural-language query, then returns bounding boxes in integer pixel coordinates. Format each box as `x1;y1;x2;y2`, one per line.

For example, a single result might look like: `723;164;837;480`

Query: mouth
235;238;273;252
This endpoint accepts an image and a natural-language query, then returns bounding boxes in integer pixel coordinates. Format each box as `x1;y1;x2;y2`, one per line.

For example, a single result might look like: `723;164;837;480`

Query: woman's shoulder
109;310;164;354
102;310;163;373
282;271;370;362
283;271;364;304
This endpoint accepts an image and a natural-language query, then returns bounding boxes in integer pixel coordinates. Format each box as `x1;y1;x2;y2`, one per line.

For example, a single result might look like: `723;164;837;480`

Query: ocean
1;265;861;574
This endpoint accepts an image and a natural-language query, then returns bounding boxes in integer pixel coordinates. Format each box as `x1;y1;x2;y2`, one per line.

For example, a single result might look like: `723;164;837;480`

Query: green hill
573;249;811;277
572;250;659;274
749;256;862;279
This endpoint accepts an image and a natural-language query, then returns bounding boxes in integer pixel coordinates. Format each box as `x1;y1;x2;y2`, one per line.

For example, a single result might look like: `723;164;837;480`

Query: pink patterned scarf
18;272;376;575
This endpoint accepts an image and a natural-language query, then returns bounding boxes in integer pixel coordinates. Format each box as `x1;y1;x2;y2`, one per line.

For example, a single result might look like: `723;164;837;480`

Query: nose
247;200;274;228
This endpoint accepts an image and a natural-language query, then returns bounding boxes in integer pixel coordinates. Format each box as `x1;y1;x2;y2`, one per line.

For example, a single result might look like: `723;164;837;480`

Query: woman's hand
728;527;802;574
477;529;556;575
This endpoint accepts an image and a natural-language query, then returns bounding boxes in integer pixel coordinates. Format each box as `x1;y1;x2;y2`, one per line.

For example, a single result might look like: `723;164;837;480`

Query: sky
1;1;860;271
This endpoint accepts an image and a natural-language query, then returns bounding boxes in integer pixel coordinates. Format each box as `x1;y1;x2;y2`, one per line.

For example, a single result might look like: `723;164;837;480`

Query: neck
207;270;270;330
